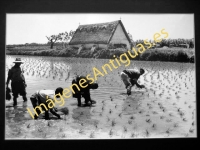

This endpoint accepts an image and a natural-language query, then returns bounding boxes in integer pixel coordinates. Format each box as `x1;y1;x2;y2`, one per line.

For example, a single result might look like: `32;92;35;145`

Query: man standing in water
6;58;28;106
120;68;146;95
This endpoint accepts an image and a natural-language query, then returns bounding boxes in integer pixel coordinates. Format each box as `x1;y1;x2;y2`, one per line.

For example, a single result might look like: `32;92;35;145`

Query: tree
59;30;75;48
46;30;75;49
46;34;62;49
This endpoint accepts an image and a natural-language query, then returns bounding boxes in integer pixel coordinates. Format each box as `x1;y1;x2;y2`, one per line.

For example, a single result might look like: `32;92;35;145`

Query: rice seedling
110;97;113;101
144;129;150;137
122;107;127;111
109;109;112;114
166;128;172;135
94;122;98;129
47;121;52;127
189;128;194;133
111;119;116;127
59;127;63;132
152;124;156;129
16;127;21;135
79;129;84;134
115;104;117;108
89;131;95;138
183;118;187;122
129;116;135;120
146;118;151;123
163;107;166;112
192;121;194;126
62;133;66;138
27;123;31;128
118;113;122;118
130;132;137;138
152;111;158;114
91;109;95;113
109;129;113;137
123;126;127;133
159;106;164;109
160;115;165;119
107;116;110;122
149;106;153;109
174;123;179;128
38;127;43;132
179;111;185;117
138;110;143;114
43;133;47;138
166;119;172;122
128;120;132;125
152;100;156;103
147;103;151;106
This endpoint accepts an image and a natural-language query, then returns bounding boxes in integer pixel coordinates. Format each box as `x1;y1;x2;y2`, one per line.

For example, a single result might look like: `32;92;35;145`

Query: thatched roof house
69;20;132;50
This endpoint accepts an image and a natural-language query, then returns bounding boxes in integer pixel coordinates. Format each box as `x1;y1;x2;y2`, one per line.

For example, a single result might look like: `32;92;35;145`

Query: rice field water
5;55;196;139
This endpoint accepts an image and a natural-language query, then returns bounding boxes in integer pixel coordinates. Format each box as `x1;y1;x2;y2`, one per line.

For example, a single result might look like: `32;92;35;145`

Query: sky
6;13;194;45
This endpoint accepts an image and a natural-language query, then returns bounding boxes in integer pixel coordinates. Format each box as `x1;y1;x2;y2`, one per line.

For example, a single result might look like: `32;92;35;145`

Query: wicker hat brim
13;61;24;63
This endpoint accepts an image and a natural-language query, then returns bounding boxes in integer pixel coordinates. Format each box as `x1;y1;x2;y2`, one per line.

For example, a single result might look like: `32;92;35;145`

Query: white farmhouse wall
98;44;108;49
109;24;131;50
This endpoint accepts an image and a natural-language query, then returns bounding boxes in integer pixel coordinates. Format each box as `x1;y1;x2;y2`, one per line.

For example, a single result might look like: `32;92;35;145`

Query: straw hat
13;58;24;63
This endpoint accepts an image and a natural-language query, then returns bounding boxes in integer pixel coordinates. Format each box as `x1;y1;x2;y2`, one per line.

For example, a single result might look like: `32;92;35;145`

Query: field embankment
6;45;195;63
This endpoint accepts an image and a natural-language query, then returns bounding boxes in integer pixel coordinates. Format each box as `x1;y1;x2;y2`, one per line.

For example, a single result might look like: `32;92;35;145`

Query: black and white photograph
5;13;196;139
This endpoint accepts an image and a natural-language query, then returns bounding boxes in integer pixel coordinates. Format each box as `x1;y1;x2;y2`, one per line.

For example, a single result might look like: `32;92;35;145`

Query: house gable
110;24;128;43
69;20;131;49
109;23;130;47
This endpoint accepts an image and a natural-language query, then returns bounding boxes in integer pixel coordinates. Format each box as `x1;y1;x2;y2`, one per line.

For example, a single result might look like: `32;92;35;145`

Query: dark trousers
76;92;91;105
30;97;48;119
11;81;27;105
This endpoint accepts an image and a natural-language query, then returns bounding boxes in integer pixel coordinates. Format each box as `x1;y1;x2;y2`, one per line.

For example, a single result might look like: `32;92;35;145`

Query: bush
6;45;194;63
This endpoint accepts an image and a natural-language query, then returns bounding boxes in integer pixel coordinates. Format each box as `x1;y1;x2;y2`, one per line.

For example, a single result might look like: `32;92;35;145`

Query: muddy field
5;55;196;139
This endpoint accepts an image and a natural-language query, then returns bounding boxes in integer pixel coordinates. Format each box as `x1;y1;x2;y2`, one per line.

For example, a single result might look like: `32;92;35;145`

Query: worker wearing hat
6;58;27;106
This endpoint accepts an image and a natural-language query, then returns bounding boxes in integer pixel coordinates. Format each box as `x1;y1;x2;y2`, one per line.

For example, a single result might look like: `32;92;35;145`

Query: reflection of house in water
69;20;132;51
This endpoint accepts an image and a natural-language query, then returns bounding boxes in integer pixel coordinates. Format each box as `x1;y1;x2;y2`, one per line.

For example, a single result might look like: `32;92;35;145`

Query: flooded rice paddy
5;55;196;139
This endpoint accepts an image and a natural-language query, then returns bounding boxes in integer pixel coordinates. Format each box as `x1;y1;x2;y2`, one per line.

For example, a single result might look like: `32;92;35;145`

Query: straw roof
69;20;131;45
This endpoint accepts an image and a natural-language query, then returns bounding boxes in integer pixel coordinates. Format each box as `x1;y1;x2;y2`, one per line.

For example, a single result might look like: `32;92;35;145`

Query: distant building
69;20;132;50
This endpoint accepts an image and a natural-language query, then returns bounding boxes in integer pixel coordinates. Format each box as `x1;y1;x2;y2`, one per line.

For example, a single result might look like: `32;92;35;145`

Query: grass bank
6;46;195;63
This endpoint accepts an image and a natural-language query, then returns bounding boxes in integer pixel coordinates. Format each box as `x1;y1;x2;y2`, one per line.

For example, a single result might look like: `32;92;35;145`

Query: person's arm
130;79;145;88
20;69;27;87
6;69;12;88
135;82;145;88
49;108;61;119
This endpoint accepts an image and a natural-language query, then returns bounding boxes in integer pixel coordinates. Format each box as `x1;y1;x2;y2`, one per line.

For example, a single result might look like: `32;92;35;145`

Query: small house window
113;44;127;48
